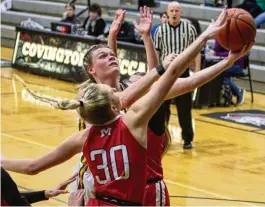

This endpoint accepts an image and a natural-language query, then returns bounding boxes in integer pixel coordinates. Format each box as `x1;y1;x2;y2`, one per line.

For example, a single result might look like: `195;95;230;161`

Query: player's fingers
140;7;144;18
218;6;227;25
219;18;230;32
147;7;150;17
245;41;254;54
57;190;68;194
150;10;153;20
119;10;126;21
144;6;147;17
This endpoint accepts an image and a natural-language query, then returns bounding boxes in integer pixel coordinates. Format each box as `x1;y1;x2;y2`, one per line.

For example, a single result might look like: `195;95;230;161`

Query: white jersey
70;153;95;203
70;117;95;204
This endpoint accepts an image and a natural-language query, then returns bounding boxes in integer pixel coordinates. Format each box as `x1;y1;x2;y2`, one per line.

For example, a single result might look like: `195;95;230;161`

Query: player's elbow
27;162;41;175
187;78;198;93
120;96;135;109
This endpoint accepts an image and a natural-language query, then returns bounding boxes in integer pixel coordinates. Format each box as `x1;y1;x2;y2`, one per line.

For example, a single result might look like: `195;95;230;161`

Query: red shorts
143;180;170;206
86;198;117;206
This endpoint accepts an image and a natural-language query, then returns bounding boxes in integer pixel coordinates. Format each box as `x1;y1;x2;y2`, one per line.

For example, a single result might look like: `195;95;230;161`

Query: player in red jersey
2;8;252;205
126;72;170;206
72;7;162;202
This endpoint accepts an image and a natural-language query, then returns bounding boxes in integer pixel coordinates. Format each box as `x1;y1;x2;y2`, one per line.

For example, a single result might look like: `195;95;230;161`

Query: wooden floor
1;47;265;206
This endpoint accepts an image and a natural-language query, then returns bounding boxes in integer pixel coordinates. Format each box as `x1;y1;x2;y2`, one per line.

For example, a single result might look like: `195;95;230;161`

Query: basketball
216;8;256;51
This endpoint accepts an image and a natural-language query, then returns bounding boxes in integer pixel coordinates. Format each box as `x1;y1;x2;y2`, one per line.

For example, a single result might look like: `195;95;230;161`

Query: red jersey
83;116;147;205
146;128;164;181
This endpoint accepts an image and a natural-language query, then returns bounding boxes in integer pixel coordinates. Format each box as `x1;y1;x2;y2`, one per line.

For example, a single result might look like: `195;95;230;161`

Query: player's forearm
108;34;117;56
119;68;160;108
189;57;232;90
166;57;232;99
194;53;201;72
2;159;37;175
142;34;159;70
166;34;208;78
156;51;160;60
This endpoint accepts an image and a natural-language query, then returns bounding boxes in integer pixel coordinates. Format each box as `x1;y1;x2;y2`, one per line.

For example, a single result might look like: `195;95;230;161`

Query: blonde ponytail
13;75;114;125
13;75;81;110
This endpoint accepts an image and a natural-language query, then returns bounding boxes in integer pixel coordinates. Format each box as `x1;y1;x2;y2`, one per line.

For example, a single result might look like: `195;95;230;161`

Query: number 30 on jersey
90;145;130;184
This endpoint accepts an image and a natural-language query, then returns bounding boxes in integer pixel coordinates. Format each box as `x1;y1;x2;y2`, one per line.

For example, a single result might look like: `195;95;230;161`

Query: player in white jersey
70;7;158;203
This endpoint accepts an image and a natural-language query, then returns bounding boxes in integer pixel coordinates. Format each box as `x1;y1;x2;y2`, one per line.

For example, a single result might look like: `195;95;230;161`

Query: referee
154;1;200;149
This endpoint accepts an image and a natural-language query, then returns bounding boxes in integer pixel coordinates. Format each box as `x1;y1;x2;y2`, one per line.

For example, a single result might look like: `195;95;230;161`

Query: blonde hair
14;75;114;125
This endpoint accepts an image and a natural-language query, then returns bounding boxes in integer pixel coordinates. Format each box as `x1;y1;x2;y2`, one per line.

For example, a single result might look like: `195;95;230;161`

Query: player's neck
100;78;121;91
101;113;121;126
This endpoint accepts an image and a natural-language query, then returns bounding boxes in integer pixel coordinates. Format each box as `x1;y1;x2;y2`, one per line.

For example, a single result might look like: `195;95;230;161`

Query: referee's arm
154;26;162;60
190;24;201;72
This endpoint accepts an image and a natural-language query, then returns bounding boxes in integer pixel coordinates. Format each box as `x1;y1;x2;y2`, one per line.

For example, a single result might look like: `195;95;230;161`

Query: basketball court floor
1;47;265;206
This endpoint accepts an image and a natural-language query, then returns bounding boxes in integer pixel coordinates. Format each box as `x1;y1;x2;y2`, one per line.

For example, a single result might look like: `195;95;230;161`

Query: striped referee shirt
154;21;198;62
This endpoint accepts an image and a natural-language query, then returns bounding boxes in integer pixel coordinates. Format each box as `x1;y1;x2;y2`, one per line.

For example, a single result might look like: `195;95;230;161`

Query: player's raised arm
123;8;228;147
108;9;126;56
133;6;159;70
165;44;253;99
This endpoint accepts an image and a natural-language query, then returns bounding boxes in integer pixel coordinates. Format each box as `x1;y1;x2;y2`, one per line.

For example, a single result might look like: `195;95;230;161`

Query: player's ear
111;104;119;113
87;64;96;75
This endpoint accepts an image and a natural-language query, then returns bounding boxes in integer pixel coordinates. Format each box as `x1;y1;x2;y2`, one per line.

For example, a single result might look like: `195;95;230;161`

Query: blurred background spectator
209;40;246;105
82;3;106;37
138;0;155;9
204;0;224;7
236;0;265;18
61;4;81;24
255;11;265;27
204;0;233;8
151;11;168;39
0;0;12;11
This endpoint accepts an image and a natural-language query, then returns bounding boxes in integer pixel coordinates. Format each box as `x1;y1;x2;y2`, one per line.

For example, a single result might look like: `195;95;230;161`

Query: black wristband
156;64;165;76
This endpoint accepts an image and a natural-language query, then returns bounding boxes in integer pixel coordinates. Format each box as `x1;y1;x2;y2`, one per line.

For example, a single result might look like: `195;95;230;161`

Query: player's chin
109;66;120;77
111;65;120;72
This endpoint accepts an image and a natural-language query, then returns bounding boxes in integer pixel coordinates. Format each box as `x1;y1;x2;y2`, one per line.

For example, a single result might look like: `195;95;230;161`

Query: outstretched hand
133;6;153;37
44;173;78;198
203;6;228;39
109;9;126;36
227;42;254;63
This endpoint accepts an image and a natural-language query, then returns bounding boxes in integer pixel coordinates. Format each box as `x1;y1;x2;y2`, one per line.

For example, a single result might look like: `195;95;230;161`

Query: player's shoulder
75;127;91;142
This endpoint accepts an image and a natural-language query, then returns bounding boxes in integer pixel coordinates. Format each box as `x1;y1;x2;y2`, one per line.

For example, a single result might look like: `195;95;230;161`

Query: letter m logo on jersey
100;128;112;137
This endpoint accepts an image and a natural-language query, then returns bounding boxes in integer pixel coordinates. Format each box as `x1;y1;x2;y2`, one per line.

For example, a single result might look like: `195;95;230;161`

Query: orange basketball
216;8;256;51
